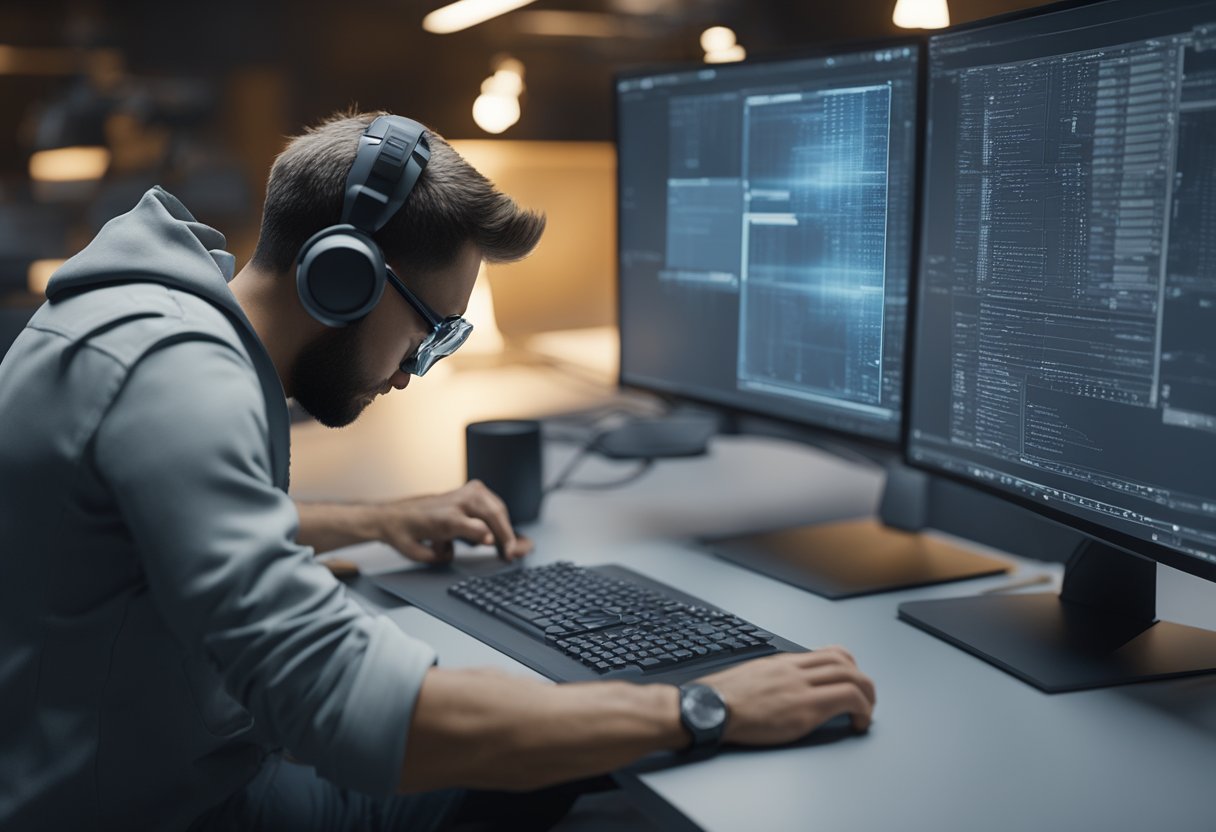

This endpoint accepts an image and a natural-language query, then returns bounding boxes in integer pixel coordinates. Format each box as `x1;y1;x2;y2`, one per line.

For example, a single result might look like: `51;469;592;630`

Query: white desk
292;361;1216;832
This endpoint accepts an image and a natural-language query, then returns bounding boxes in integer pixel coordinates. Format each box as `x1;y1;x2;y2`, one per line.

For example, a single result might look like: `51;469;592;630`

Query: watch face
682;685;727;731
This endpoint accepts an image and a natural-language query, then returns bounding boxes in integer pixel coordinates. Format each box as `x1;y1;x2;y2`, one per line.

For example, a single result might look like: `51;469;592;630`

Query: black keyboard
446;561;779;677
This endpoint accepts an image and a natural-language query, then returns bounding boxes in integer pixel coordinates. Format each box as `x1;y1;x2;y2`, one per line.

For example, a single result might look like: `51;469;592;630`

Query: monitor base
899;541;1216;692
593;415;717;459
706;518;1010;599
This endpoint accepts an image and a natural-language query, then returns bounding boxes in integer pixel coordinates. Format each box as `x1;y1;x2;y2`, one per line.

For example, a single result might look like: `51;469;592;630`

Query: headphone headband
341;115;431;233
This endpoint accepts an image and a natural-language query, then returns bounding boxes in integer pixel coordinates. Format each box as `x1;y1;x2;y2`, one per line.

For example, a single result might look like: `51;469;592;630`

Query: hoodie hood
44;186;291;490
47;185;239;312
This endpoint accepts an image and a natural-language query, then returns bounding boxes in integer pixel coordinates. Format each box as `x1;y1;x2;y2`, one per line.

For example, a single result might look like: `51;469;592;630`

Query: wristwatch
677;683;729;751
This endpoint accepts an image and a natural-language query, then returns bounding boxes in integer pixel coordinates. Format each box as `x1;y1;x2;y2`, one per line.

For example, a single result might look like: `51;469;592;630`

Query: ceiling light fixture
701;26;746;64
472;94;520;135
892;0;951;29
27;83;112;184
29;146;110;183
423;0;538;34
472;57;525;134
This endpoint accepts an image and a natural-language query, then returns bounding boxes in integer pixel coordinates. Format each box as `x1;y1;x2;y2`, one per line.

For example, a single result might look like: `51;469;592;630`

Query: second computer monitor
901;0;1216;691
617;43;920;443
910;0;1216;582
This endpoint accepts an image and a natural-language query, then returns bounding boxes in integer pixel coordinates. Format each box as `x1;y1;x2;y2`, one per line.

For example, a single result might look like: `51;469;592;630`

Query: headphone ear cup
296;226;387;327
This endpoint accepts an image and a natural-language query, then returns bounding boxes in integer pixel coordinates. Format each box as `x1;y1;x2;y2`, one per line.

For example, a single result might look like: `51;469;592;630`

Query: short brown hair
252;110;545;276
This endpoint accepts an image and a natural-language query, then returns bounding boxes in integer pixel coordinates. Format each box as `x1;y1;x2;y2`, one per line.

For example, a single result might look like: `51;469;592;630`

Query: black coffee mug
465;419;543;525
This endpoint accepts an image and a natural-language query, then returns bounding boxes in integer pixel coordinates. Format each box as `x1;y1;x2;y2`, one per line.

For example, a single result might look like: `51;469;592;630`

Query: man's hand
696;647;876;744
377;480;533;564
398;647;874;793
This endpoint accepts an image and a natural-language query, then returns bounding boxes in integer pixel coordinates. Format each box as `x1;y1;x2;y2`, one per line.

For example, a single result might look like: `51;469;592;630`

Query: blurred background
1;0;1049;361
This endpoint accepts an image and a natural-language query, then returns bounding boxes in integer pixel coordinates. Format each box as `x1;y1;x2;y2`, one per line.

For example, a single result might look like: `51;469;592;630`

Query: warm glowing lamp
29;146;110;183
700;26;736;53
892;0;950;29
701;26;746;63
472;93;520;134
28;82;111;185
472;58;524;134
423;0;538;34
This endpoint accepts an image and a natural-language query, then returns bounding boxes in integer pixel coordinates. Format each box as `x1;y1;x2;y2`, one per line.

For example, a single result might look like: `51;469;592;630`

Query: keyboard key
502;603;542;622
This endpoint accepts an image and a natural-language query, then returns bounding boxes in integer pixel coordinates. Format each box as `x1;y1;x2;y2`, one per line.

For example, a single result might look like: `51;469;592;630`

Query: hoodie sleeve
92;337;434;796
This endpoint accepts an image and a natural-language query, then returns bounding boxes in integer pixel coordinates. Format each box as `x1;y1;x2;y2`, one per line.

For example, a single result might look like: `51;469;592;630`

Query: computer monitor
900;0;1216;690
617;45;919;442
616;43;1010;597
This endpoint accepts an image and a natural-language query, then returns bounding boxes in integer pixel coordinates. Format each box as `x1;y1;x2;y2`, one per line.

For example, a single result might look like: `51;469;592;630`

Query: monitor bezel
613;34;927;452
904;0;1216;583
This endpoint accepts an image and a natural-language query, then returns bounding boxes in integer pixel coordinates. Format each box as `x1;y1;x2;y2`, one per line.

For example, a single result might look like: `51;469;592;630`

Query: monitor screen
910;0;1216;567
617;44;921;443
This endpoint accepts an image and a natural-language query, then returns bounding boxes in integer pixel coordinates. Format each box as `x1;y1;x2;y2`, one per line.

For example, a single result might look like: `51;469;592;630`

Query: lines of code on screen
617;47;918;441
912;1;1216;562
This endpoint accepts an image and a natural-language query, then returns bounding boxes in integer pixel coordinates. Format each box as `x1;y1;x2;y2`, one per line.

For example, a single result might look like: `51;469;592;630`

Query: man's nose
389;370;411;390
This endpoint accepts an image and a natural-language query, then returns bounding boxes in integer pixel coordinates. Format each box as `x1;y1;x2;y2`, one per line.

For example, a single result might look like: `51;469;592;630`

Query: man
0;111;876;830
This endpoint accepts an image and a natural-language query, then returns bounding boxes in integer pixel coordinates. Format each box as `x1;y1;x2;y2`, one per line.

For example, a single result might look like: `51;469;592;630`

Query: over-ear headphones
296;115;430;327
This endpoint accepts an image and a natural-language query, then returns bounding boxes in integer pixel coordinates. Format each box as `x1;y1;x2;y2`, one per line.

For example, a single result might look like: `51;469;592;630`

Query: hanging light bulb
892;0;950;29
472;93;520;134
700;27;736;54
472;57;524;134
700;26;746;64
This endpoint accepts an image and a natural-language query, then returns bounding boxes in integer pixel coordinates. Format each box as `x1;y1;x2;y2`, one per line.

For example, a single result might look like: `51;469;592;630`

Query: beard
289;323;384;428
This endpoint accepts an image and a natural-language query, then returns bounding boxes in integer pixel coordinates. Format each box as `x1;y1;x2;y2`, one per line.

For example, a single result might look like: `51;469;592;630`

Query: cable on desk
544;435;597;494
543;426;656;495
543;396;717;494
551;458;655;493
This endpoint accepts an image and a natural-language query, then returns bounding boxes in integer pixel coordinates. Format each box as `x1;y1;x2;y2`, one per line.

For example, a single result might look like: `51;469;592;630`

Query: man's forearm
400;668;686;793
295;501;384;554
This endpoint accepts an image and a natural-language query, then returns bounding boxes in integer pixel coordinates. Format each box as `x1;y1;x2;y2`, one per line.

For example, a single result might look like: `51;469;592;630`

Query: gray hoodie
0;187;436;830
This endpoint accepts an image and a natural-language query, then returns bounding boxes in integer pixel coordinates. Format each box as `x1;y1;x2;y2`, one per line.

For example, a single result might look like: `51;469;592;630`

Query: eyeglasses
385;266;473;377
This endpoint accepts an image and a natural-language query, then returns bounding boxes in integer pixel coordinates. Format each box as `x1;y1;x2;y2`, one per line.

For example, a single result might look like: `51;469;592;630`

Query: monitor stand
592;413;718;460
705;464;1010;599
898;540;1216;692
